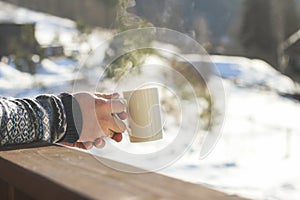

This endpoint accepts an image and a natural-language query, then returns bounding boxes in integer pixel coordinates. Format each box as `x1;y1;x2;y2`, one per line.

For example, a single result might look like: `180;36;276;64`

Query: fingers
78;92;126;145
93;137;106;148
107;99;127;114
83;141;94;149
73;142;88;149
117;111;128;120
59;140;106;149
59;134;122;150
112;133;123;142
94;97;126;114
94;92;119;99
105;117;127;133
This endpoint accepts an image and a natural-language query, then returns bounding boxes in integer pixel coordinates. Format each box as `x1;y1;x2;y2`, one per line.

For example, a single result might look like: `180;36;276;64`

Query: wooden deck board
0;145;249;200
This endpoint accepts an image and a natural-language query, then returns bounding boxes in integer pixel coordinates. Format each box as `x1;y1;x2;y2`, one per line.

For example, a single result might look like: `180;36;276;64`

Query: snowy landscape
1;2;300;200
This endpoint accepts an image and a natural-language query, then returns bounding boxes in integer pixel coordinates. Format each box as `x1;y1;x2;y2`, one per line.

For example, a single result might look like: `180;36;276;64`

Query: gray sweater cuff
58;93;82;143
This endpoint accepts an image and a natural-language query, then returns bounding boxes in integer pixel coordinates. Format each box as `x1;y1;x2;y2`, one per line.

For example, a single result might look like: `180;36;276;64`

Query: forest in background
3;0;300;81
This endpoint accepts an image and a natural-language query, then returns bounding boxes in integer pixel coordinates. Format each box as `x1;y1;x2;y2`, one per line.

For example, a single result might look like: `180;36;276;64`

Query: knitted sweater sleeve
0;93;82;146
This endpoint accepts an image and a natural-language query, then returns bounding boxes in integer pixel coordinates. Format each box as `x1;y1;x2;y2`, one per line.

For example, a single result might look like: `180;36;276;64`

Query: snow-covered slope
211;55;294;93
161;84;300;200
0;62;33;89
156;56;300;200
0;1;82;96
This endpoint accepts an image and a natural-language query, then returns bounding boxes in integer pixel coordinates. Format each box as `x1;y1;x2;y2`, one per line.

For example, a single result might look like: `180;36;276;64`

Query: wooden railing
0;145;249;200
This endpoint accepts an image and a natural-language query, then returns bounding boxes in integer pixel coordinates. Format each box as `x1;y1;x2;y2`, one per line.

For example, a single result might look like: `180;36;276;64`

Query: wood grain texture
0;145;249;200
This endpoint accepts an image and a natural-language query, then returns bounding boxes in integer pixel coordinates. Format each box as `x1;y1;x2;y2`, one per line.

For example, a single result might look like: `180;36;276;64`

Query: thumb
94;92;120;99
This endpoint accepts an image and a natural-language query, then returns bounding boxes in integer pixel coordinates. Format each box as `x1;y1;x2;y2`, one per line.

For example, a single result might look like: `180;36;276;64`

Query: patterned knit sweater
0;93;81;146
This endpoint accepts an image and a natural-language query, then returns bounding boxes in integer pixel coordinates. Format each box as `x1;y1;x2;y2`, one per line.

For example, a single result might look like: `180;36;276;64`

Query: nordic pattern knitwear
0;93;80;146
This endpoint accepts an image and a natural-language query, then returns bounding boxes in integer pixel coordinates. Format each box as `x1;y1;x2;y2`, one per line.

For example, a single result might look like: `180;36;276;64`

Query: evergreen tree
239;0;278;67
240;0;300;70
193;16;211;50
280;0;300;38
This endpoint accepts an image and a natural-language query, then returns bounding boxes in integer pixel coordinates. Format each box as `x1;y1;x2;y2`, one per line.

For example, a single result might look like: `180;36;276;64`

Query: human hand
60;92;127;150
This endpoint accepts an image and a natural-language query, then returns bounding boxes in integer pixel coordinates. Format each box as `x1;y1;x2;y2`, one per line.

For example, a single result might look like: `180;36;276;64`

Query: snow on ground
211;56;295;93
0;1;85;97
155;56;300;200
0;62;33;90
160;83;300;200
0;1;113;97
0;57;79;97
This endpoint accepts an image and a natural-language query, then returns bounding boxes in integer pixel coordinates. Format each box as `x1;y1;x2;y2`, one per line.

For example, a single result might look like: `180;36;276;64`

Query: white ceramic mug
123;87;163;143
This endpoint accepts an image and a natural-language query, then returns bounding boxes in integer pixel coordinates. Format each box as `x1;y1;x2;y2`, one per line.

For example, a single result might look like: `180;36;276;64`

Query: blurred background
1;0;300;199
